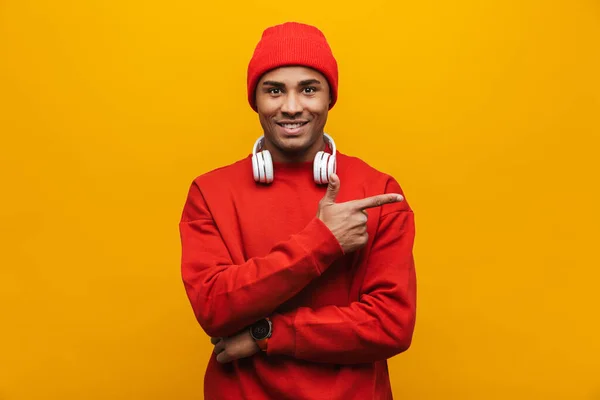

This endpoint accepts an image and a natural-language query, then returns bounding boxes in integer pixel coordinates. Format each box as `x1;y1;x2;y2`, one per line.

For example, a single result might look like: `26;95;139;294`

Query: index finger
211;337;222;345
347;193;404;210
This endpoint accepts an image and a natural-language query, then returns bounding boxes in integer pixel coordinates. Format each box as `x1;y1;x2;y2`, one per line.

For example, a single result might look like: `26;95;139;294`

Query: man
179;22;417;400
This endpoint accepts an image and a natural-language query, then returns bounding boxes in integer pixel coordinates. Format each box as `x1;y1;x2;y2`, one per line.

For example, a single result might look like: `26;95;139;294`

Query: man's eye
303;87;316;94
269;88;282;94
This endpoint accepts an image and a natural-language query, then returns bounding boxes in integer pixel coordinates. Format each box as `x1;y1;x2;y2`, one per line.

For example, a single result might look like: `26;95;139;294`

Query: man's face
255;66;331;162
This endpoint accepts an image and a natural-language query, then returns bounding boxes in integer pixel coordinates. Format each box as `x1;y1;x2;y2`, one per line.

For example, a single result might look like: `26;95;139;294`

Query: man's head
247;22;338;162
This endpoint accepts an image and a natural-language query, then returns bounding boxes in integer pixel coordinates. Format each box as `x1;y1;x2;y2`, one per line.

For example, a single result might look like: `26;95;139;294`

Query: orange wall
1;1;599;399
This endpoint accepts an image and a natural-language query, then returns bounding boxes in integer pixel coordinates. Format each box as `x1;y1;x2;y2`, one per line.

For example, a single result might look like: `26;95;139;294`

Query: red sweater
179;151;417;400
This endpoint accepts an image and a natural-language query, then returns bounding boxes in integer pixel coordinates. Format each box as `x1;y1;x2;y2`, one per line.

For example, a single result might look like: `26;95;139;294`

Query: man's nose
280;92;303;115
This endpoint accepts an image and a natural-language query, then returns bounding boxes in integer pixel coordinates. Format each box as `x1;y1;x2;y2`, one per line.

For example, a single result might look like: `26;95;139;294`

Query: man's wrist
250;318;272;352
250;318;271;352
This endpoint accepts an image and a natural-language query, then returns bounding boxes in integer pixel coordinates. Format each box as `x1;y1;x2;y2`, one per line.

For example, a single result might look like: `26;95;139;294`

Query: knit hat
247;22;338;112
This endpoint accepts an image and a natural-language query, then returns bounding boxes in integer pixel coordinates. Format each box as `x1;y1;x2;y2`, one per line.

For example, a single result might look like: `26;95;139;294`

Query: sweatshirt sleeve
266;181;417;364
179;179;344;338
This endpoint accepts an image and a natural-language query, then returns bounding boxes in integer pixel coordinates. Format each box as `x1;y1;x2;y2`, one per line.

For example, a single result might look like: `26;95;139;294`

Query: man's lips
275;120;309;128
275;120;309;135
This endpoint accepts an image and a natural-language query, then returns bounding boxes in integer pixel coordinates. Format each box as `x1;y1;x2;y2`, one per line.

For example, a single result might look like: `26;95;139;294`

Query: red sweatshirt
179;151;417;400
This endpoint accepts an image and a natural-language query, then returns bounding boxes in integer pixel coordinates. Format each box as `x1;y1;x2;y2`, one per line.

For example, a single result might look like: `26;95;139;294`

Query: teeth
281;123;304;129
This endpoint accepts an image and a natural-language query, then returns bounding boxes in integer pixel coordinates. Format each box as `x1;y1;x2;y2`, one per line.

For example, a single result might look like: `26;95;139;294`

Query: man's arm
266;186;417;364
179;179;343;338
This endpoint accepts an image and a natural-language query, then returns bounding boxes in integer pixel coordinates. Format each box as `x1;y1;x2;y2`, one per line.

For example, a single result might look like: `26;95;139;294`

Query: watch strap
256;337;269;352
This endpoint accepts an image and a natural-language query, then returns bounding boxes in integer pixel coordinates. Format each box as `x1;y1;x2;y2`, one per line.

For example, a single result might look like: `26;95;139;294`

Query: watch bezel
250;318;272;341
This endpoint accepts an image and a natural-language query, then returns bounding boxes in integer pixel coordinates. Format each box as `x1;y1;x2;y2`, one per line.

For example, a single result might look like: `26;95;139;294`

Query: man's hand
211;329;260;364
317;173;404;253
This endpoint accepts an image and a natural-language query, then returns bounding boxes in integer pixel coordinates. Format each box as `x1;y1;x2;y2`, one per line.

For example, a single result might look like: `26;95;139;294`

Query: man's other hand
211;330;260;364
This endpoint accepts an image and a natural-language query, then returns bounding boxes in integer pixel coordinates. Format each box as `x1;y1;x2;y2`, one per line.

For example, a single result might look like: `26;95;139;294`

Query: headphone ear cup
257;152;266;183
252;154;259;182
313;151;324;184
320;153;330;184
262;150;273;184
327;155;336;178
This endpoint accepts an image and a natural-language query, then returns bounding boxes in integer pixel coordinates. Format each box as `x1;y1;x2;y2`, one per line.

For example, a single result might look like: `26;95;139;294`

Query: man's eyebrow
262;81;285;87
299;79;321;86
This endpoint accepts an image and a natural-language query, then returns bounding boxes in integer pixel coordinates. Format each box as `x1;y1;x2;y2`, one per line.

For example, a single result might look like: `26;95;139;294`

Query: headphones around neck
252;133;337;185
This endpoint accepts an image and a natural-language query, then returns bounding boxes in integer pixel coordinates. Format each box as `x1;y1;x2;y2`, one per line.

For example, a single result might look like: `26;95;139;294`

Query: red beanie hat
247;22;338;112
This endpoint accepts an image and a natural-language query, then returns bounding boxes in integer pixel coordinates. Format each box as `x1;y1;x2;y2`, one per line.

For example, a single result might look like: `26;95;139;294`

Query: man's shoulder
192;154;252;187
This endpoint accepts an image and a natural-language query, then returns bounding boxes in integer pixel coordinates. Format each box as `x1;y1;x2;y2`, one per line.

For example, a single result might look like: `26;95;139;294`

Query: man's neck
265;136;327;163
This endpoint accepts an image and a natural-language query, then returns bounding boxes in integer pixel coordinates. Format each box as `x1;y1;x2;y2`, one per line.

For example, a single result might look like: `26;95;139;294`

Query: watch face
251;319;271;340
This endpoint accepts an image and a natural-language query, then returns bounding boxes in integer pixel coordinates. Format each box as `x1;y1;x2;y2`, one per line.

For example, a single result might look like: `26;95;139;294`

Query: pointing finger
347;193;404;210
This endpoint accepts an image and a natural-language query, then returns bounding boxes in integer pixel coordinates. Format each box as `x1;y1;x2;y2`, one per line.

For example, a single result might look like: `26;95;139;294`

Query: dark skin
211;66;404;363
211;330;259;364
256;66;332;163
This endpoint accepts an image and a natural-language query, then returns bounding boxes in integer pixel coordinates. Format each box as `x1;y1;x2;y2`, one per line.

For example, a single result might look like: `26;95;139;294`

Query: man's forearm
265;209;417;364
181;217;343;338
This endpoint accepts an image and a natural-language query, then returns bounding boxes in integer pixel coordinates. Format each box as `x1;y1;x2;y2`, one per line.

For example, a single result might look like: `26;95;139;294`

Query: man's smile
275;120;309;128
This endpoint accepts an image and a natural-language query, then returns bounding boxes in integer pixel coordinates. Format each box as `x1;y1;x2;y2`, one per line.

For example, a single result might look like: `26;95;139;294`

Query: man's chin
275;139;313;156
275;134;308;146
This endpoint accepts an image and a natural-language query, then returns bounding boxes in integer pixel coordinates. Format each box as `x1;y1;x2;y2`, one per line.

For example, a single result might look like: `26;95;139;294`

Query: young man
179;22;417;400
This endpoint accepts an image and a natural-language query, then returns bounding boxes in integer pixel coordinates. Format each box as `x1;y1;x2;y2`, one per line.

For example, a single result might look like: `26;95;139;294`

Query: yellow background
1;0;599;399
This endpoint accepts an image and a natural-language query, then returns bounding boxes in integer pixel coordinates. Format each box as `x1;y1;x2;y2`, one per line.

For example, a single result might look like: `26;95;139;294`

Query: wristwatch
250;318;272;352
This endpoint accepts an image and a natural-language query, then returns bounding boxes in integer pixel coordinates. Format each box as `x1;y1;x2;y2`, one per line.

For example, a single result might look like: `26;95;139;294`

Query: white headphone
252;133;337;185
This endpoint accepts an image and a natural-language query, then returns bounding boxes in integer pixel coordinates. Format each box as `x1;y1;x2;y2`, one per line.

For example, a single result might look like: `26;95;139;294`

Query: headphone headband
323;133;336;156
252;136;265;156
